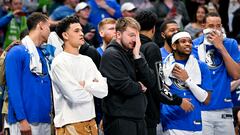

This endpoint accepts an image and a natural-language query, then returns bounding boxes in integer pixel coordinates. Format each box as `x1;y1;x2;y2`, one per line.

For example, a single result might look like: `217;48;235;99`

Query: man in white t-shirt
51;16;108;135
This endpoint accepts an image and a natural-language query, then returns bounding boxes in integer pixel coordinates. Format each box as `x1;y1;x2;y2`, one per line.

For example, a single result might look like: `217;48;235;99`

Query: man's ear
116;31;121;39
99;30;104;37
161;32;165;39
62;32;68;40
152;26;156;34
171;43;176;51
37;22;42;30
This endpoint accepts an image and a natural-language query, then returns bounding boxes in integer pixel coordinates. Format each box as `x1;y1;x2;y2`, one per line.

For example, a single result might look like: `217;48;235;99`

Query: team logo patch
205;49;223;69
171;77;188;90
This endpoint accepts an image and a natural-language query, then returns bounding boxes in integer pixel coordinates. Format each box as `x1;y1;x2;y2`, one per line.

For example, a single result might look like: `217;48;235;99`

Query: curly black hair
56;15;80;40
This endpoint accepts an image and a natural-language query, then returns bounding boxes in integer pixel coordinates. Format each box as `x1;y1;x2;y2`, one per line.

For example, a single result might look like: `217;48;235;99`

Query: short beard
165;36;172;47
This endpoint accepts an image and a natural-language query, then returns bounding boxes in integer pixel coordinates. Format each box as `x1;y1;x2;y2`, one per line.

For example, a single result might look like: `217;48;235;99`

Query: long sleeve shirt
5;45;51;124
51;52;108;127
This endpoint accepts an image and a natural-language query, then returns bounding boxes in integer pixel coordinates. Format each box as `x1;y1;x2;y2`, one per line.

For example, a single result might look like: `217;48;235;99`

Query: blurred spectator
50;0;78;21
88;0;121;28
185;0;207;21
120;0;153;10
150;0;189;46
75;2;99;47
230;0;240;38
121;2;137;17
0;0;27;50
0;0;11;48
48;0;64;15
184;5;208;39
22;0;38;13
0;0;11;17
228;0;240;32
208;0;220;11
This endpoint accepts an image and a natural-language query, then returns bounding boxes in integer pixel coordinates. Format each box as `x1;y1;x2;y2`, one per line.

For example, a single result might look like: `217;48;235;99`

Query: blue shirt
161;57;213;131
50;5;75;21
5;45;51;124
192;35;240;110
231;88;240;107
0;13;14;28
88;0;122;28
96;47;104;57
160;47;170;60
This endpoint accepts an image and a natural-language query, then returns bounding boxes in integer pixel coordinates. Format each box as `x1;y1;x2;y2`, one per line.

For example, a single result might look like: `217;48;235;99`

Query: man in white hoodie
51;16;108;135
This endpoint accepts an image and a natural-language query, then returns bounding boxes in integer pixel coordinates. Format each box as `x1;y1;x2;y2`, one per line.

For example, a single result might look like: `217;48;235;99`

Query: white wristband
185;78;208;102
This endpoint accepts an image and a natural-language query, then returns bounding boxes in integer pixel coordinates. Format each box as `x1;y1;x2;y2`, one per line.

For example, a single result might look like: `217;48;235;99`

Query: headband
171;32;191;45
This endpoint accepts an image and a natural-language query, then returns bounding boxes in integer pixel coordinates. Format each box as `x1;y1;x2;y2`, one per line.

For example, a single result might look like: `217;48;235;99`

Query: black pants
147;127;157;135
103;116;147;135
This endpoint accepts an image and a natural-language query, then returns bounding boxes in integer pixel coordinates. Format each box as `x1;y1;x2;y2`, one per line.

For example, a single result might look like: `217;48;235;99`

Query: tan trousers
56;119;98;135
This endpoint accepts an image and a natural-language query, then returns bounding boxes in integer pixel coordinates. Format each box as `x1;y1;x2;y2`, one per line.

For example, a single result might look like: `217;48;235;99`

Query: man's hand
139;82;147;93
133;31;141;59
95;0;109;9
172;64;189;82
19;119;31;135
180;98;194;112
207;30;224;50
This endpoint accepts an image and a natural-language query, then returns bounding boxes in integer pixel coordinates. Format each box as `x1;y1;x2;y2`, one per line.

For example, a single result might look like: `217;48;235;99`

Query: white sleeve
185;78;208;102
51;63;93;103
84;60;108;99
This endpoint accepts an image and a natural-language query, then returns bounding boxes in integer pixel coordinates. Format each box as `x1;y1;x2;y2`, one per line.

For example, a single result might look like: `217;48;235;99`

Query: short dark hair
205;12;221;21
56;15;80;40
27;12;48;31
135;10;157;31
115;17;140;32
160;20;177;33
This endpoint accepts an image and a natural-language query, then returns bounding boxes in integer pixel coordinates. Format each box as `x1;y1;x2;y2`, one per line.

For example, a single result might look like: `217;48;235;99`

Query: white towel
198;28;227;62
47;32;63;57
197;37;213;62
21;36;42;75
163;54;201;86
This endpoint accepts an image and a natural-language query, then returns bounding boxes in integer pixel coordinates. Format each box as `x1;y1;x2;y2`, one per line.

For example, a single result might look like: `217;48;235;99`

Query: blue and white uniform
161;57;212;133
232;88;240;107
192;35;240;135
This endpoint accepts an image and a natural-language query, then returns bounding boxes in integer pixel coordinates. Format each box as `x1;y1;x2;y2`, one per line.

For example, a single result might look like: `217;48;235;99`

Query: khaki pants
56;119;98;135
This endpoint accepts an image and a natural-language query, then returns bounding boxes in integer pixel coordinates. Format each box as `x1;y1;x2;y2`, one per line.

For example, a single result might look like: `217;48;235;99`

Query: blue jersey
160;47;169;61
161;58;213;131
192;35;240;110
5;45;51;124
231;88;240;107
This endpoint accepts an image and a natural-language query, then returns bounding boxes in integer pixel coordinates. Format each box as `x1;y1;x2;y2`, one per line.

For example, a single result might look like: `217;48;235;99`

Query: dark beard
165;36;172;47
